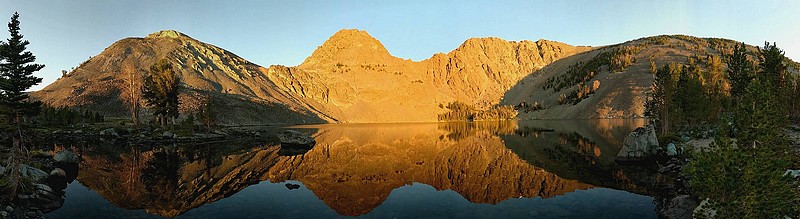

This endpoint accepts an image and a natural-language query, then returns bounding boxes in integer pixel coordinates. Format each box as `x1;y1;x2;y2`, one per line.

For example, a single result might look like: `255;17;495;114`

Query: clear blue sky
1;0;799;91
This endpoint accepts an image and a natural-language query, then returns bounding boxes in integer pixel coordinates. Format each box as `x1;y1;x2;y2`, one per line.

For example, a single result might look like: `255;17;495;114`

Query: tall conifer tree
0;12;44;198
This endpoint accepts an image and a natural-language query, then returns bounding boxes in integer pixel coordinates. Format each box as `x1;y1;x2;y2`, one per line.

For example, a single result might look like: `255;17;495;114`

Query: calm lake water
46;119;657;218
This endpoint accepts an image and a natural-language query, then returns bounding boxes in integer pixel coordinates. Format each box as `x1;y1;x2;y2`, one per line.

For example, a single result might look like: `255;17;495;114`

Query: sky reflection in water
47;119;655;218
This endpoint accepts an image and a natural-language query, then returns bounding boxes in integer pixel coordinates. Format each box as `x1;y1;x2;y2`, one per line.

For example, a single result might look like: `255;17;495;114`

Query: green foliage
609;45;640;72
646;63;679;135
787;74;800;122
543;45;642;94
472;106;517;121
0;12;44;122
34;105;103;127
735;78;785;142
758;42;787;89
674;64;708;127
514;101;540;113
0;173;33;194
542;51;607;92
557;81;599;105
142;59;180;126
649;60;657;74
646;59;728;135
198;94;216;129
437;101;517;121
0;12;43;200
644;35;670;45
685;41;800;218
725;42;754;106
685;138;799;218
438;101;474;121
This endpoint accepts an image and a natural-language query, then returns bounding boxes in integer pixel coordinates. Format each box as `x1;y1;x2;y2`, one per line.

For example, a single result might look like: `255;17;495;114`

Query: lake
46;119;658;218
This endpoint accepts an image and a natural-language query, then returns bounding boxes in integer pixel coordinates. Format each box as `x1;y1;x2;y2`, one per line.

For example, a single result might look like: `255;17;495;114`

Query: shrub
437;101;517;121
684;138;799;218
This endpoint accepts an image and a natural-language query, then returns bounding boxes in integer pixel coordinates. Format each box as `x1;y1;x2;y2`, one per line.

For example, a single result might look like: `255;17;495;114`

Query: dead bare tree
121;62;142;126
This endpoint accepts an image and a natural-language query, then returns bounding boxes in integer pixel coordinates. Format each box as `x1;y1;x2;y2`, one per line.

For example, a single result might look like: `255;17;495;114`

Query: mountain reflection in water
47;119;656;218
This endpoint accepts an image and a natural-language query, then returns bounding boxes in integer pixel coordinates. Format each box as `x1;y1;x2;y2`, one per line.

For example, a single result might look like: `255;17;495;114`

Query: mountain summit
145;30;191;39
300;29;399;68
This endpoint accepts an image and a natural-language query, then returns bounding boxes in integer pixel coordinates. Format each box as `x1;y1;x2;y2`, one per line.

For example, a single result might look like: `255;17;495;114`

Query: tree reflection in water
57;119;655;217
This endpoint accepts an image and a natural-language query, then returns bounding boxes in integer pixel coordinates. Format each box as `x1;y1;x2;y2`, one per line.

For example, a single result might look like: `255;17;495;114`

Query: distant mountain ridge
32;29;589;124
32;29;791;124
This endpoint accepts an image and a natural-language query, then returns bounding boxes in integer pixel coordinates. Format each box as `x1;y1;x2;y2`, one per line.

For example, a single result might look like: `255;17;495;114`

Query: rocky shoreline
39;125;284;146
616;124;800;219
0;125;290;219
0;150;79;219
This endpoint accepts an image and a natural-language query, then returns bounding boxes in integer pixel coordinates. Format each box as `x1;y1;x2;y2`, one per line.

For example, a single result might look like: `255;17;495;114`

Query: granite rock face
616;124;660;162
32;29;588;124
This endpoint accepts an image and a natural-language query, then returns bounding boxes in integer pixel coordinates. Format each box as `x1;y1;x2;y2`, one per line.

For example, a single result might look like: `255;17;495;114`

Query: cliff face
33;29;589;124
265;29;591;122
421;38;590;105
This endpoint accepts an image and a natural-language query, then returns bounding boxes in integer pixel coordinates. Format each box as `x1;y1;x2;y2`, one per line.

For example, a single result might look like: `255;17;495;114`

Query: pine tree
645;63;679;135
758;42;787;90
676;66;706;127
725;42;754;107
0;12;44;199
142;59;180;126
199;94;216;129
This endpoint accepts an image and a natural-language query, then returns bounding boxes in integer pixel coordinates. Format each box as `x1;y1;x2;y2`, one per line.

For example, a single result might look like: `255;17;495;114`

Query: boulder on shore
19;164;49;183
666;143;677;156
692;198;717;218
277;130;316;149
53;150;79;164
659;195;699;219
16;183;64;213
616;124;659;162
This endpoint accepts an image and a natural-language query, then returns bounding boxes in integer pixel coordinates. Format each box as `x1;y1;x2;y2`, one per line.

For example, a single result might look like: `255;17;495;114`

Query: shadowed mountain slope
502;35;798;119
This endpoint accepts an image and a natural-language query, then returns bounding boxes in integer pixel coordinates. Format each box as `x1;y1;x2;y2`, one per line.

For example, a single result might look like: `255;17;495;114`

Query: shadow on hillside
500;48;604;108
204;91;328;125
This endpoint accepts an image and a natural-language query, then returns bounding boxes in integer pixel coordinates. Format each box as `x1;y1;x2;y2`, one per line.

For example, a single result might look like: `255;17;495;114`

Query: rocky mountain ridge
32;29;590;124
33;29;788;124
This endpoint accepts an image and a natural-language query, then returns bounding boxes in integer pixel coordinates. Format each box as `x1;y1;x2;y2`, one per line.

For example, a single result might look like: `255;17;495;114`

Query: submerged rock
615;124;659;162
285;183;301;190
277;130;316;149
